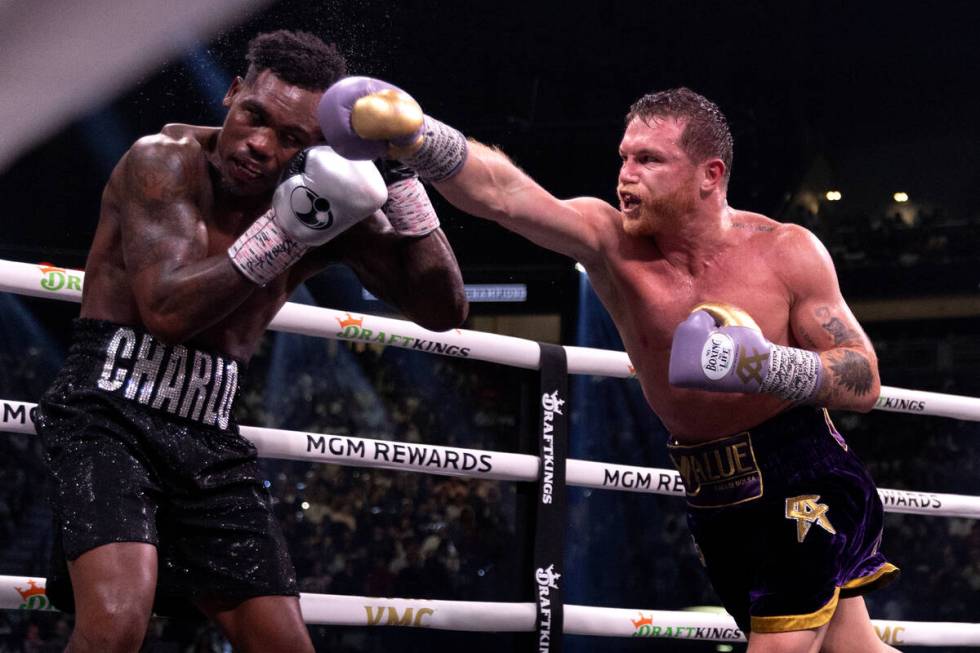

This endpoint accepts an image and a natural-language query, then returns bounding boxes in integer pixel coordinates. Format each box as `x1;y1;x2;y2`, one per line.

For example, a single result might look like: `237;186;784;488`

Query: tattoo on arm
821;316;861;346
796;327;820;349
126;147;191;204
827;350;873;397
812;305;862;346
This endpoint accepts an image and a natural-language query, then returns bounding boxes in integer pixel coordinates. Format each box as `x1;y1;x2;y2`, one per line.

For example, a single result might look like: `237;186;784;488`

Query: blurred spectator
0;298;977;652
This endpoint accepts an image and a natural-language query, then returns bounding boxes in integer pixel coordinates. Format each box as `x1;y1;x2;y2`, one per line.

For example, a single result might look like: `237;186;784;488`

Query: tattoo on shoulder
829;350;873;396
732;222;775;232
126;144;192;203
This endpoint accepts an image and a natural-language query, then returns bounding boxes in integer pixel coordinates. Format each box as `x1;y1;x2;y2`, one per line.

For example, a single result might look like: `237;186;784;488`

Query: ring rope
4;400;977;518
1;575;977;646
3;258;980;421
3;260;978;646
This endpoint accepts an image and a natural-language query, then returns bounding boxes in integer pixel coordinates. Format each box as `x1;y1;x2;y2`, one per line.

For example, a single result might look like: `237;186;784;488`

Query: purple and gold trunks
668;407;899;633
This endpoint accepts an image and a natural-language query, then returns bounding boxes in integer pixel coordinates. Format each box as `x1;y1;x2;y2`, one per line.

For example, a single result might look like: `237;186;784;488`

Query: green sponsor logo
39;264;82;293
17;580;53;611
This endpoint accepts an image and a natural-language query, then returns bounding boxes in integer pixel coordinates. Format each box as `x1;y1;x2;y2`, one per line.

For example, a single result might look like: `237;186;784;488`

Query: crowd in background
0;304;977;651
787;203;980;299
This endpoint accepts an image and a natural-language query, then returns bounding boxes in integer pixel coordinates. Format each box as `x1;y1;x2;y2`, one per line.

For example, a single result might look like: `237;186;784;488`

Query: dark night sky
2;0;978;270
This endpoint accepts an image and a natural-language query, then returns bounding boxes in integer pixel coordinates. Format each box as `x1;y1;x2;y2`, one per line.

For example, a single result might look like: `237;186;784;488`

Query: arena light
893;192;909;203
825;190;843;201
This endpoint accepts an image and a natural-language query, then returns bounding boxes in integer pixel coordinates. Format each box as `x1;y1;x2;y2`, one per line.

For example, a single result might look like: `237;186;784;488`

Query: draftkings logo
16;580;53;611
631;612;655;637
630;611;744;641
38;263;82;293
535;564;561;651
539;390;564;505
874;396;927;413
334;313;471;358
336;312;364;331
785;495;837;543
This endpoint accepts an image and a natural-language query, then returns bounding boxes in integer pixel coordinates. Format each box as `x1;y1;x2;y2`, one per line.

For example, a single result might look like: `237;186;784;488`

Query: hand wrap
669;302;823;404
399;116;468;183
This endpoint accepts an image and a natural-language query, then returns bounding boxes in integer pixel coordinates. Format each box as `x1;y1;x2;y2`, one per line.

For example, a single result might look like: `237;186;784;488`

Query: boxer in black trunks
318;81;899;652
35;31;467;653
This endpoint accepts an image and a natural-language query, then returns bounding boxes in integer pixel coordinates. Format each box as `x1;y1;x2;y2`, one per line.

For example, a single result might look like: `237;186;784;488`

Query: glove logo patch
290;186;334;230
736;347;769;386
700;333;735;380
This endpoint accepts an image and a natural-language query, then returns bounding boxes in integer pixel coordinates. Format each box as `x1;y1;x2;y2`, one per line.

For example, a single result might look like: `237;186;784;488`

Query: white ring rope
3;400;978;518
3;260;979;646
3;258;980;421
0;575;977;646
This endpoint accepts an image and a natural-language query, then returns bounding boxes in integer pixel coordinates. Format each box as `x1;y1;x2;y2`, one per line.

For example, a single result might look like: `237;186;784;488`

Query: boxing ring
1;258;979;647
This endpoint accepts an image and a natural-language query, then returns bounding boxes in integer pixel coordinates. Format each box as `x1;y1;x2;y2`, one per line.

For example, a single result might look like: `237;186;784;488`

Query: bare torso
81;124;335;360
585;205;796;442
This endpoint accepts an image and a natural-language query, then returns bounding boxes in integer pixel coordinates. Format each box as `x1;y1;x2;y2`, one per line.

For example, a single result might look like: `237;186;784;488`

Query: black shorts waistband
64;319;241;430
667;408;848;509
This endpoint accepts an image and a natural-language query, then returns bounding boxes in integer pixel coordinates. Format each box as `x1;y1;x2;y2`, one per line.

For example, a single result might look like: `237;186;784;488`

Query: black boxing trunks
36;319;297;615
667;407;898;634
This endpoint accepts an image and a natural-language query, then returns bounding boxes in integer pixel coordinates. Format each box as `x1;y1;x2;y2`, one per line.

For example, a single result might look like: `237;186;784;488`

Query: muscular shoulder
761;220;836;296
566;196;622;245
567;196;620;220
770;221;830;262
731;212;822;253
122;127;209;203
727;211;834;288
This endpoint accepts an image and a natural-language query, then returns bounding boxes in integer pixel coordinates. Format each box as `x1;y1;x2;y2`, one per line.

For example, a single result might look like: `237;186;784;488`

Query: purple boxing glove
668;302;823;403
318;77;424;160
318;76;468;183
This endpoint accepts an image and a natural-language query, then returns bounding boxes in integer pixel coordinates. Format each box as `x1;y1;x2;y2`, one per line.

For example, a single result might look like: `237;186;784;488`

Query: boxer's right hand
319;76;469;183
228;146;387;286
318;76;425;161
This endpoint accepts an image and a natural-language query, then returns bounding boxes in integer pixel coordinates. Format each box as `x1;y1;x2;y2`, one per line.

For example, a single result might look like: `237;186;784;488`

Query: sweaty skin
433;115;878;443
82;69;467;361
427;112;892;653
65;69;467;653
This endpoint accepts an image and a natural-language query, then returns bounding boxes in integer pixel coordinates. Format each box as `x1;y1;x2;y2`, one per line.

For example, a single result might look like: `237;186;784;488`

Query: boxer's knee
200;594;313;653
822;596;898;653
67;542;157;652
69;600;152;653
747;628;825;653
70;583;154;652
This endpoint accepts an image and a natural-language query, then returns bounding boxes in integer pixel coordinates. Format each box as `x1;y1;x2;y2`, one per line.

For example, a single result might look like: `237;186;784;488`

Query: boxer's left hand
375;159;439;237
668;302;823;402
